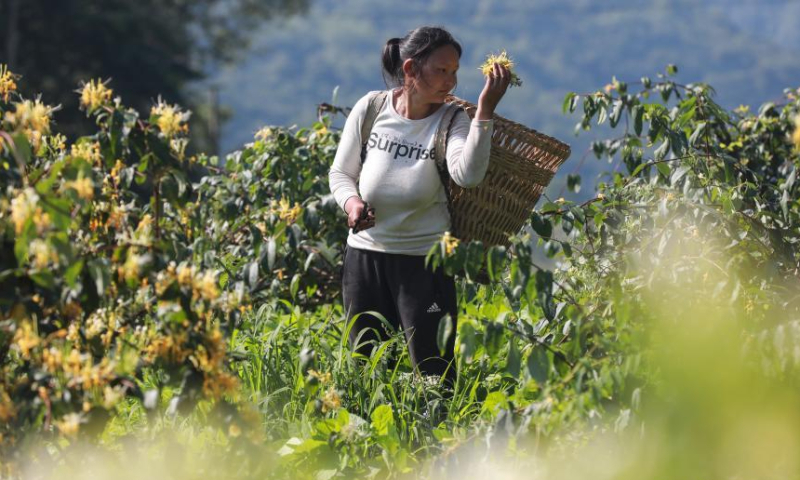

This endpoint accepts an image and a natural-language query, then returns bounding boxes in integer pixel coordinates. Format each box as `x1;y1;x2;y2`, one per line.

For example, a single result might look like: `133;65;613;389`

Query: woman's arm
445;62;511;188
444;113;493;188
329;93;371;212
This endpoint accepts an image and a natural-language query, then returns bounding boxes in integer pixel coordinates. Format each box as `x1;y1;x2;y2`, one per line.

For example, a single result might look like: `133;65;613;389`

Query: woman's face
406;44;460;103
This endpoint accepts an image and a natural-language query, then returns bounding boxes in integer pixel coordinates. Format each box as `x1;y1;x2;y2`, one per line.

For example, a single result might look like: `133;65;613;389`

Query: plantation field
2;66;800;479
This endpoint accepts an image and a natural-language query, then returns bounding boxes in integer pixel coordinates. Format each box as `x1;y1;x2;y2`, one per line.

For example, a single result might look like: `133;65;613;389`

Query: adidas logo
427;302;442;313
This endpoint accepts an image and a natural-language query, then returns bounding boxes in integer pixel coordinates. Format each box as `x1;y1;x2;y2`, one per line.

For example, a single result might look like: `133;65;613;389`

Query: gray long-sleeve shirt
329;89;493;255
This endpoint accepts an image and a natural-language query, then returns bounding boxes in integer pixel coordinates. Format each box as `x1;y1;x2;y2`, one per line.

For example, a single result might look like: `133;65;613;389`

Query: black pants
342;246;458;383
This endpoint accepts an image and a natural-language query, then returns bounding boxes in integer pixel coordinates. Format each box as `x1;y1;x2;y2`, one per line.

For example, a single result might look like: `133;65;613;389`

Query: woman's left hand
476;62;511;120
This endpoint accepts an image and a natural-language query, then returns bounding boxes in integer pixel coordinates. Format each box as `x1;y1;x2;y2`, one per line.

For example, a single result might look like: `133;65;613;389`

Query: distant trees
0;0;309;152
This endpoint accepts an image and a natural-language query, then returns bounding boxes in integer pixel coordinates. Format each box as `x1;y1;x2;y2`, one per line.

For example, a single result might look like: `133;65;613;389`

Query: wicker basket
443;95;571;247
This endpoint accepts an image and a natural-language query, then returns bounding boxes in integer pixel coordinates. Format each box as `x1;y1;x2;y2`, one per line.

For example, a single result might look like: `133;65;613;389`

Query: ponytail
381;38;403;87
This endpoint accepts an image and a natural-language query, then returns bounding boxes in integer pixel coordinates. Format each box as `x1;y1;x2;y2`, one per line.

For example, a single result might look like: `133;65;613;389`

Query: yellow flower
0;389;16;422
151;98;190;137
70;141;102;165
170;137;188;160
28;239;58;269
133;214;154;244
55;413;82;438
65;173;94;200
321;386;341;413
42;347;63;374
176;263;194;287
121;252;143;282
67;322;80;342
255;127;273;141
0;64;18;103
49;134;67;152
228;423;242;437
8;99;55;149
12;321;39;359
308;369;332;385
203;371;239;400
110;159;124;183
479;50;522;87
79;79;113;112
792;115;800;150
442;231;459;256
103;385;123;409
64;348;83;376
194;270;220;301
273;198;302;223
10;188;39;234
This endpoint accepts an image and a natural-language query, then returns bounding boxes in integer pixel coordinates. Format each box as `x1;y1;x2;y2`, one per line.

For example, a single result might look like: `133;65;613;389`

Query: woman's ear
402;58;416;79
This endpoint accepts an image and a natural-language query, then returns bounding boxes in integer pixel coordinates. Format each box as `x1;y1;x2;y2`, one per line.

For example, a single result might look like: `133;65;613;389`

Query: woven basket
443;95;571;247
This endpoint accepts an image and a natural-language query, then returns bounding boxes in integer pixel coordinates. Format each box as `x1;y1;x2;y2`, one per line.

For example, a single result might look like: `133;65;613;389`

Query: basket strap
360;91;388;164
433;103;463;235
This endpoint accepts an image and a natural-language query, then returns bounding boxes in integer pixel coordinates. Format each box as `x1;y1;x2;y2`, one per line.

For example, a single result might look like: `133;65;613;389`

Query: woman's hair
381;26;462;89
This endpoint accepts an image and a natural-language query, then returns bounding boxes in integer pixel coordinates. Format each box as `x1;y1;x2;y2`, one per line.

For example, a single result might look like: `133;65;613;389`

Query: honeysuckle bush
0;69;348;468
2;61;800;480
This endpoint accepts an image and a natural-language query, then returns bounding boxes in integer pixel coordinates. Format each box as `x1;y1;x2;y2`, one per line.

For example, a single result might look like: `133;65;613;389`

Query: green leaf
11;132;32;165
656;161;671;177
290;273;301;300
371;405;395;437
609;100;624;128
266;237;276;270
654;138;670;160
567;174;581;193
562;92;577;114
506;339;521;377
633;105;644;136
64;260;84;288
483;321;504;360
487;246;506;282
527;347;550;384
781;188;789;221
531;212;553;238
437;314;454;357
458;322;477;363
246;261;259;289
88;258;111;296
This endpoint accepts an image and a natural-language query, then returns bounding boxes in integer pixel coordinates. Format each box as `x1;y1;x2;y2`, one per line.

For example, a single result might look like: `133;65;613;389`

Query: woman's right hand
344;196;375;232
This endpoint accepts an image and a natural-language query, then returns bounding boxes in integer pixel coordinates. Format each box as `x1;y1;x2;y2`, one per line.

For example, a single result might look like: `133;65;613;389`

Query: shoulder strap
433;103;464;234
360;91;389;164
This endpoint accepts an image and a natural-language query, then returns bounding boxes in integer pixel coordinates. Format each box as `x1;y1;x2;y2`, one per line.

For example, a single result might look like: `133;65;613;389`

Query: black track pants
342;246;457;382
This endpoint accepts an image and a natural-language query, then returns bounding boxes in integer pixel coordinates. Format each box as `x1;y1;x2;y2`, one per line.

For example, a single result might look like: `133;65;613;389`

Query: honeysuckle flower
55;413;82;438
65;172;94;200
479;50;522;87
6;98;57;149
151;97;190;137
273;198;302;223
10;188;39;234
442;230;459;256
255;126;273;141
308;369;332;385
792;115;800;149
79;79;113;112
29;239;58;269
0;64;18;102
70;141;102;165
194;270;220;301
12;321;40;359
321;386;341;413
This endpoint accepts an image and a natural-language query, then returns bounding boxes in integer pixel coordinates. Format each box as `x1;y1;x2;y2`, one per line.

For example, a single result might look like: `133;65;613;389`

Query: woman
328;26;510;384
